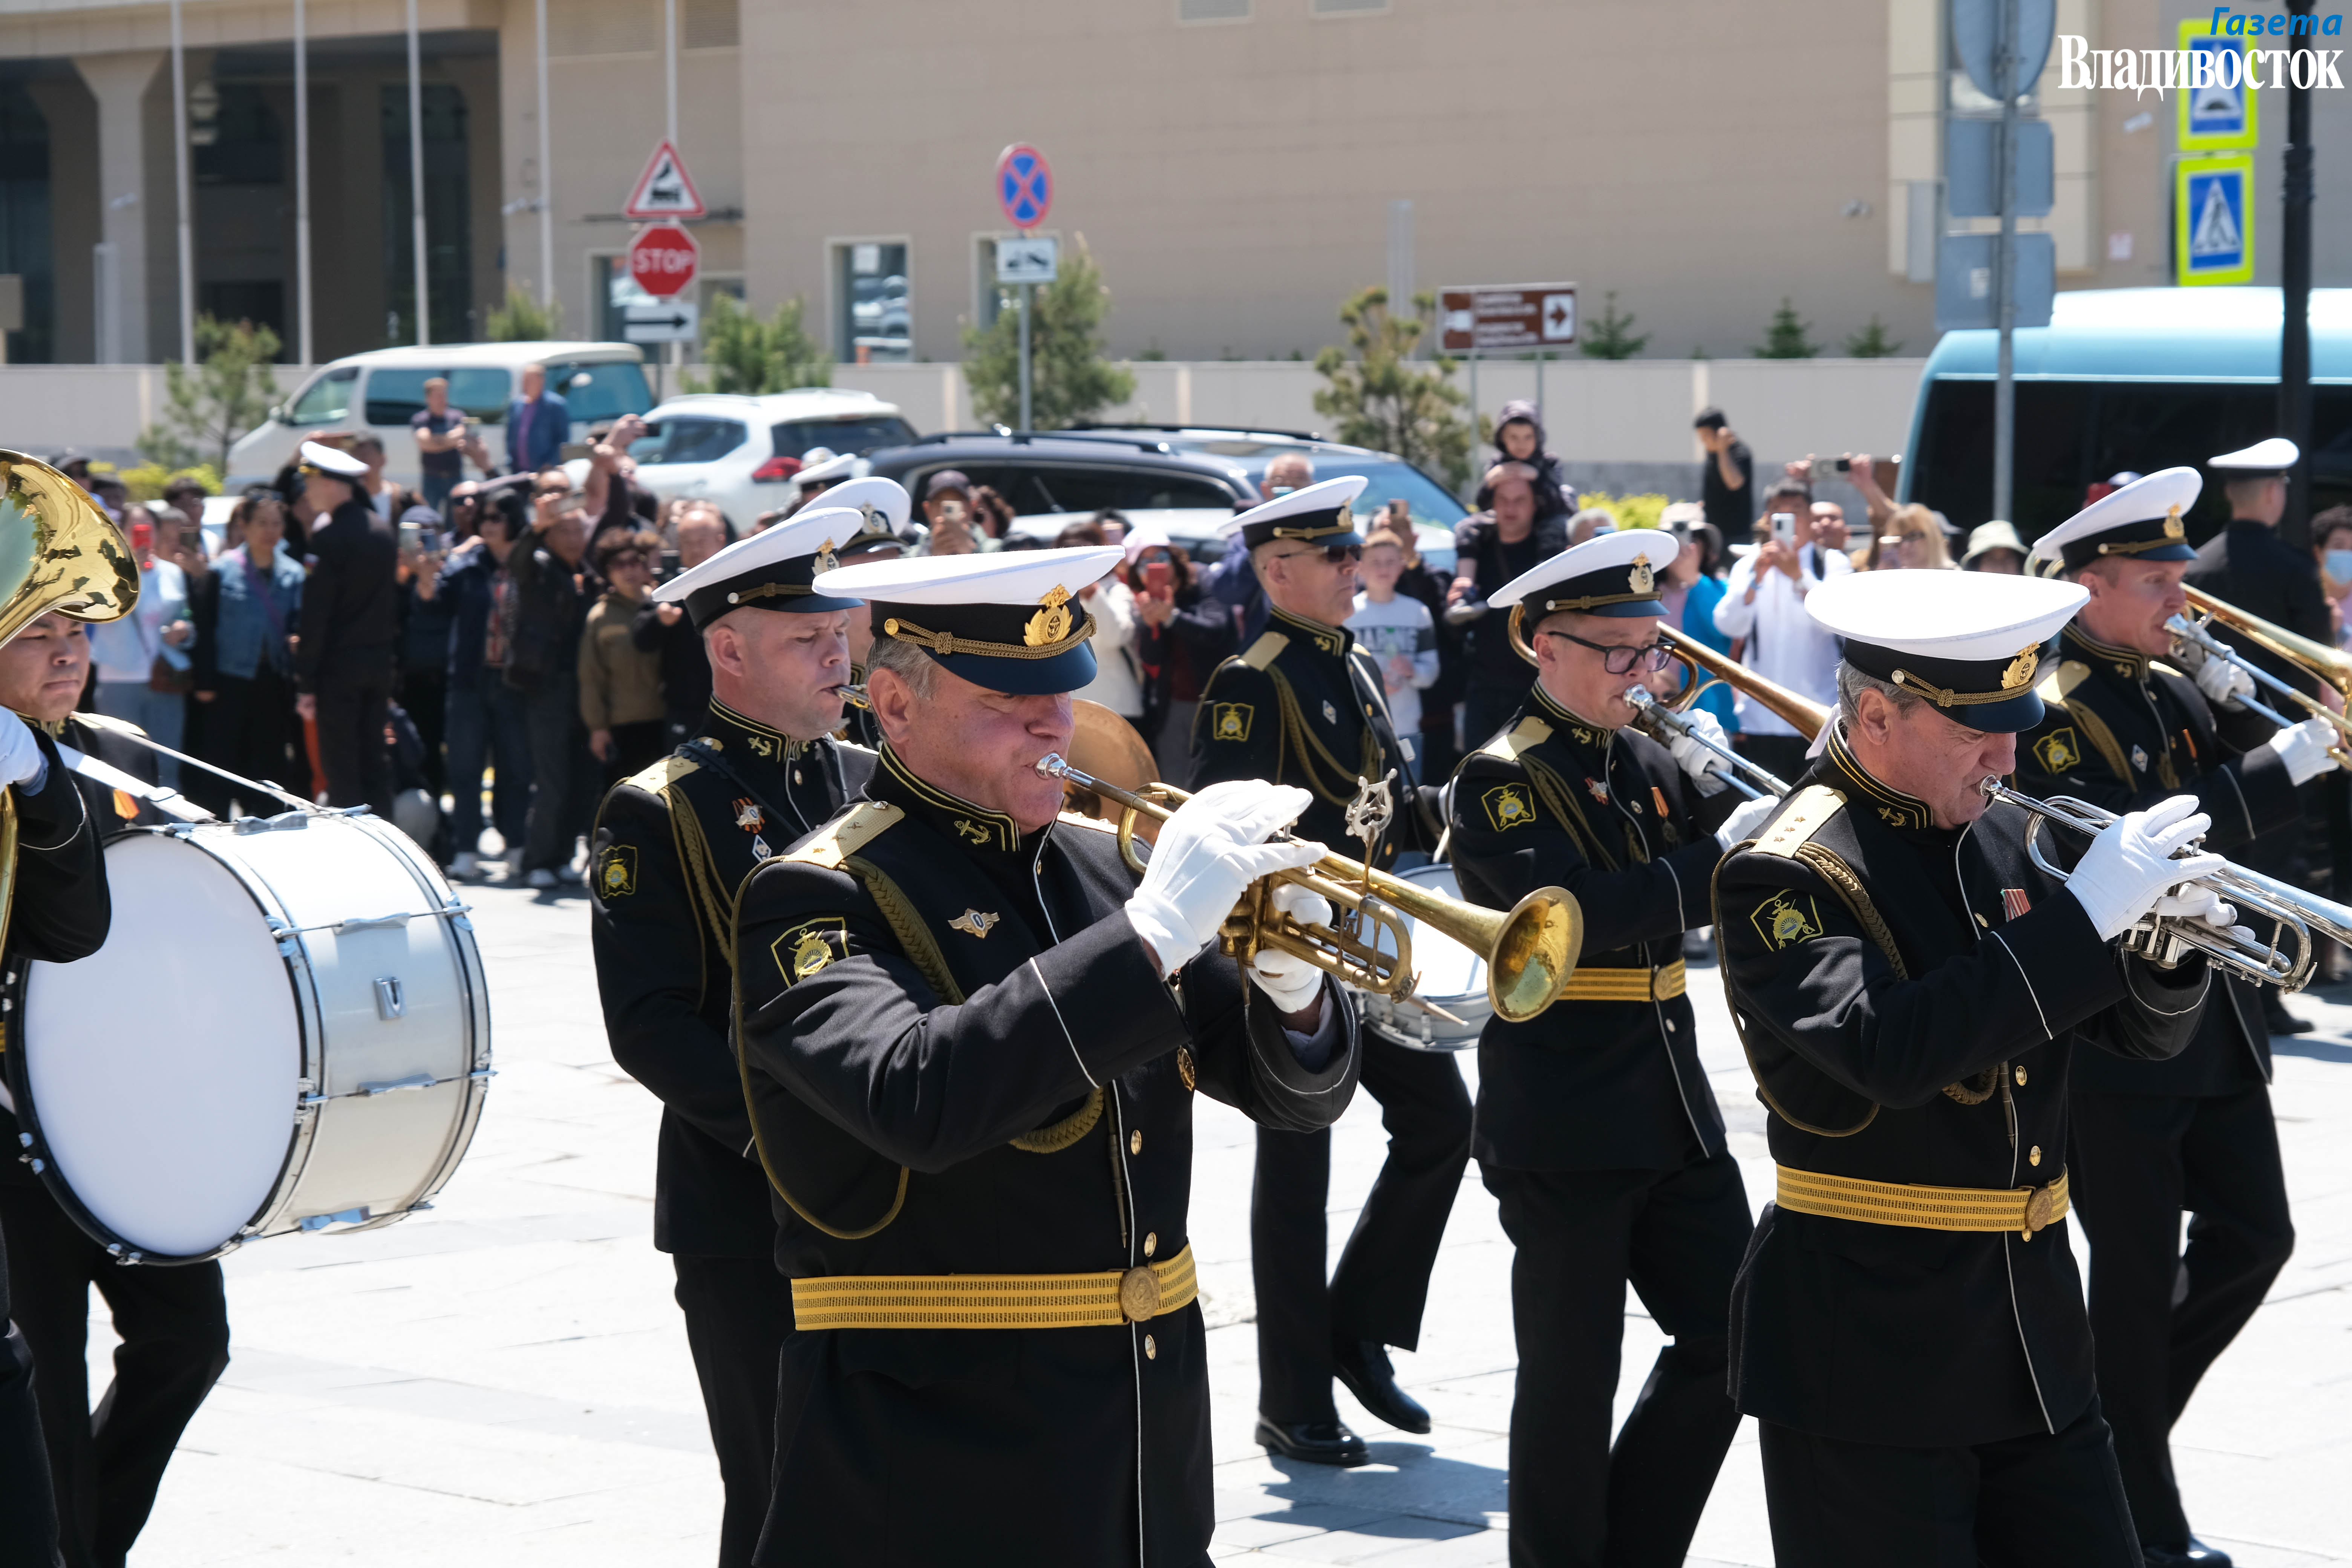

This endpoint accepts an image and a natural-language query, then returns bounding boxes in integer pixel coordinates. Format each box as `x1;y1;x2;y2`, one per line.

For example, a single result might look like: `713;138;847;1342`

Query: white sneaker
450;851;481;880
526;867;557;890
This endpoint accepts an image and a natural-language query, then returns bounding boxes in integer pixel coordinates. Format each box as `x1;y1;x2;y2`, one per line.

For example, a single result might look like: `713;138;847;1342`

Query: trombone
2168;587;2352;764
1036;753;1583;1024
1978;776;2352;993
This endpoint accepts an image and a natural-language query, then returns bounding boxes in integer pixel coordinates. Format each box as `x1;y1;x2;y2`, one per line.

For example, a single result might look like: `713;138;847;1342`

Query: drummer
1443;530;1776;1565
0;611;226;1566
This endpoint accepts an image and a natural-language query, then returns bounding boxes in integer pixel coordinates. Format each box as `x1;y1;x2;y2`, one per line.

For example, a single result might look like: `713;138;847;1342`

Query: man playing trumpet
1715;569;2230;1564
732;545;1361;1563
1444;529;1775;1566
2015;467;2337;1568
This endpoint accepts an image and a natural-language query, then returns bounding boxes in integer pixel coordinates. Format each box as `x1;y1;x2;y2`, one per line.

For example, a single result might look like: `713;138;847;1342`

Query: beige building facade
0;0;2343;368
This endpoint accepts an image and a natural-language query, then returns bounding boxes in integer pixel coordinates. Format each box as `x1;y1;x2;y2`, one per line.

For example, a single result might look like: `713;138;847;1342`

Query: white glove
2067;795;2226;942
1663;708;1734;796
1125;779;1325;976
0;711;46;792
1247;882;1331;1013
2259;717;2341;786
2150;881;2237;931
2193;653;2255;710
1715;792;1781;851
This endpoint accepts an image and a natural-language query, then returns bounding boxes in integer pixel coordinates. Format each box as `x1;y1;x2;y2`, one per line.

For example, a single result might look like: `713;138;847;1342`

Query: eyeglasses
1540;629;1672;675
1270;542;1363;567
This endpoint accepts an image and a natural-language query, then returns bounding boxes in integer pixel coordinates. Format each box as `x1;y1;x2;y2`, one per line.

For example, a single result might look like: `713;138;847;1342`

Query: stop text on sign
629;223;700;300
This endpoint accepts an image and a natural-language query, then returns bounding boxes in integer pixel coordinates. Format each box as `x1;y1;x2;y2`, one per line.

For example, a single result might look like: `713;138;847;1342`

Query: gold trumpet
1035;753;1583;1024
0;452;141;952
2174;586;2352;758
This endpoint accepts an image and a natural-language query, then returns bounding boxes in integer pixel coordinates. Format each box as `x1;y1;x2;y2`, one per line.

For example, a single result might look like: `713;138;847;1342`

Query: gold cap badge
812;537;839;575
1024;584;1075;647
1628;553;1655;595
2002;644;2040;690
2163;506;2185;541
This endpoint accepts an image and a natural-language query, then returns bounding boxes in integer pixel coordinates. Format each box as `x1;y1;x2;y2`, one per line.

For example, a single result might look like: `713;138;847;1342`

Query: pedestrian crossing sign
2175;155;2253;287
2176;21;2257;152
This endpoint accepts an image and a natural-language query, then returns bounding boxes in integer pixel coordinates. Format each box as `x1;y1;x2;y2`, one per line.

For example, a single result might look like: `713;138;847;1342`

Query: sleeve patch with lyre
1482;782;1538;831
597;844;638;897
1210;701;1254;743
773;918;850;985
1750;890;1827;950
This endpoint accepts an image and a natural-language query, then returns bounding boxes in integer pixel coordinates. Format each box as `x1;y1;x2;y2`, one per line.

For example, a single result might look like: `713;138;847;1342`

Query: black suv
861;432;1257;559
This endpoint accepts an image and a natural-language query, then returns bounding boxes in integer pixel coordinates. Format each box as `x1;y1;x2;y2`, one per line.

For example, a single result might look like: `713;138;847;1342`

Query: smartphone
1834;456;1853;473
1144;559;1172;596
937;499;969;526
1770;512;1798;542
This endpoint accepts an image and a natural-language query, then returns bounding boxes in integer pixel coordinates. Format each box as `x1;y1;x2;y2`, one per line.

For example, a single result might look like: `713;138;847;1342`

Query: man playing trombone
1715;569;2230;1565
1446;530;1775;1566
2015;467;2337;1568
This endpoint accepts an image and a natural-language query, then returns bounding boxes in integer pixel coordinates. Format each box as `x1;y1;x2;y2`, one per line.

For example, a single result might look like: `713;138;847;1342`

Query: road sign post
995;145;1055;431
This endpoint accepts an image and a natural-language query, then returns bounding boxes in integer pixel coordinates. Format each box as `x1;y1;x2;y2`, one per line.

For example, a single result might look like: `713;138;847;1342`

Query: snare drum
1356;862;1492;1051
4;810;491;1264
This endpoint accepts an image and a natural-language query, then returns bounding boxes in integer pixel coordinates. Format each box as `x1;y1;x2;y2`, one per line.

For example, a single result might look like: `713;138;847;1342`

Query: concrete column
75;51;164;364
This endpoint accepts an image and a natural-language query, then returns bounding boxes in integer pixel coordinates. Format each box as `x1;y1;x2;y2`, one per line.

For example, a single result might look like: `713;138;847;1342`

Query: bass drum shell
1355;861;1491;1051
6;812;490;1264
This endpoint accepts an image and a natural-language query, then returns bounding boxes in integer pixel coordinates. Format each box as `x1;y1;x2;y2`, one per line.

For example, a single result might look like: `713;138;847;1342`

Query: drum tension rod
299;1066;496;1108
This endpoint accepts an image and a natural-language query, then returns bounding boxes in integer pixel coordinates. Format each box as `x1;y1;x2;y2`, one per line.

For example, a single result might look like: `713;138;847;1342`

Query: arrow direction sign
1438;283;1579;352
624;300;700;343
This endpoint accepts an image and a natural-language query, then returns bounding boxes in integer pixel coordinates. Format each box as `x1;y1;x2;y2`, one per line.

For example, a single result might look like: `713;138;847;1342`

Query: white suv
628;390;918;528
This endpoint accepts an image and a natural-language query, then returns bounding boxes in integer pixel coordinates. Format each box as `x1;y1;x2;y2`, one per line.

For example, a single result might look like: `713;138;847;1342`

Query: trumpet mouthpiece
1035;753;1069;779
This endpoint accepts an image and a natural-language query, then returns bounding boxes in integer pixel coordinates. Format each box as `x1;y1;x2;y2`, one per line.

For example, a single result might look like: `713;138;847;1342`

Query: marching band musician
1714;570;2234;1565
0;612;119;1566
731;546;1361;1562
587;509;877;1568
1188;476;1464;1465
810;477;915;751
2015;468;2337;1568
1445;530;1776;1568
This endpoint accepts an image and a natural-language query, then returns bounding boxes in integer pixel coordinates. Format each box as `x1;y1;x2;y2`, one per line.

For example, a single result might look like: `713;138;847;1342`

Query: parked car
861;432;1258;559
625;390;919;528
1051;425;1465;570
226;341;653;490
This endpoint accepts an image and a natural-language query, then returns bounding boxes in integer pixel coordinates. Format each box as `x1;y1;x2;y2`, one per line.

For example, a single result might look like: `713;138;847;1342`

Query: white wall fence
0;358;1928;498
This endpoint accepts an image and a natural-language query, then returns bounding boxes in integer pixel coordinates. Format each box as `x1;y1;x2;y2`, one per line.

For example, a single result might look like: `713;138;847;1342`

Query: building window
381;84;473;346
833;240;909;364
0;88;54;363
1179;0;1251;20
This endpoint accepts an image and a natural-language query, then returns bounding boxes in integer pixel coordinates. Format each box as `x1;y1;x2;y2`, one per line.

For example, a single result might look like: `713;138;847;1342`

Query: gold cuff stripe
790;1243;1198;1330
1890;669;2026;708
882;610;1098;661
1775;1165;2069;1236
1560;959;1686;1002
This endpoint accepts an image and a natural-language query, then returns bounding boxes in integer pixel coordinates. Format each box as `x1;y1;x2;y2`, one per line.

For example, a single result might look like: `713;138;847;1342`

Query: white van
225;341;654;490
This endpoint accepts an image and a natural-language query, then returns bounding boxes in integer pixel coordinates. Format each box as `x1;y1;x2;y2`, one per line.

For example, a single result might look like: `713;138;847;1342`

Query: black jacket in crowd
503;528;596;696
1451;512;1570;691
631;600;712;730
2185;517;2333;699
1447;686;1740;1170
1714;728;2207;1449
1130;567;1236;740
292;498;399;693
589;699;876;1258
2012;623;2298;1095
731;746;1360;1560
435;536;508;691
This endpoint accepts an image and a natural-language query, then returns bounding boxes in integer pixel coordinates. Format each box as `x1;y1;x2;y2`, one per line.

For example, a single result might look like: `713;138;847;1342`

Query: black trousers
2070;1086;2294;1550
0;1220;61;1568
1759;1397;2142;1568
186;666;297;818
1483;1152;1751;1568
522;672;598;874
312;663;395;818
0;1182;228;1568
398;667;449;798
1253;1035;1470;1423
674;1254;795;1568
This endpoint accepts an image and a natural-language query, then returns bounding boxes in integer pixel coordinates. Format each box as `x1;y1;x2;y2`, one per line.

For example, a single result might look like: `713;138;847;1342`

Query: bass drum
5;811;491;1265
1355;861;1491;1051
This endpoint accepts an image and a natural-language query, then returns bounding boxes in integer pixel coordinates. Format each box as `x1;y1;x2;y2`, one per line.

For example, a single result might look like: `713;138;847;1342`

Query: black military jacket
1449;684;1737;1171
588;697;876;1257
734;744;1359;1564
1714;730;2207;1447
2187;518;2334;699
1190;605;1415;865
2014;624;2297;1095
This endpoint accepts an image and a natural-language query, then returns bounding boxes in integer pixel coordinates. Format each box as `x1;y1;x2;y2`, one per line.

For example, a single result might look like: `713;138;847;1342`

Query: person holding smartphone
1710;479;1848;784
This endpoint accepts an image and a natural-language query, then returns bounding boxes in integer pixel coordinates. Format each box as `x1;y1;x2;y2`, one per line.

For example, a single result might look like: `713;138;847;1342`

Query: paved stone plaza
106;878;2352;1565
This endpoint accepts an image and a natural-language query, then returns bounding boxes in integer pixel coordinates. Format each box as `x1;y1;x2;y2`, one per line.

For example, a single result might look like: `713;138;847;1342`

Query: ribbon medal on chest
734;797;773;861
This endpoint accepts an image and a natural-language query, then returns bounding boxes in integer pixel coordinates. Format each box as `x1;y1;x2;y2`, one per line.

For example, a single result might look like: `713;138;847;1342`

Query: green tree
684;294;830;394
1312;286;1475;492
963;236;1135;428
138;315;282;472
1844;315;1906;357
1752;297;1820;359
485;284;562;342
1580;291;1651;360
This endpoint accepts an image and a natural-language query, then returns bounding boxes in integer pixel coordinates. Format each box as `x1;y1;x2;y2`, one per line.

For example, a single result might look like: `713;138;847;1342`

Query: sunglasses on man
1270;542;1364;567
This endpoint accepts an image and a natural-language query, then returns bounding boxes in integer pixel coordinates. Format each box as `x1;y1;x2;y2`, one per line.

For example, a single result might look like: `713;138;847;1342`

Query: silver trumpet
1979;777;2352;992
831;684;871;709
2163;615;2352;766
1623;687;1789;801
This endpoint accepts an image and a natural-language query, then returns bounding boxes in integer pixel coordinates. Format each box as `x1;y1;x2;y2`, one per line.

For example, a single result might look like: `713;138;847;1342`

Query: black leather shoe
2143;1538;2234;1568
1332;1340;1433;1434
1254;1417;1369;1466
2263;992;2316;1034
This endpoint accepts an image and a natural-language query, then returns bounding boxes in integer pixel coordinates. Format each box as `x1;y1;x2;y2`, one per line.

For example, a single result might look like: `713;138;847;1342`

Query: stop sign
629;223;700;300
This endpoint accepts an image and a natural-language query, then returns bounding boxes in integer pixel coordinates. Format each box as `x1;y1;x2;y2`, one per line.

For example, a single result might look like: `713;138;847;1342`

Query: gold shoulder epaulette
2035;659;2093;704
784;801;906;870
1479;714;1554;761
1240;631;1290;671
1749;784;1846;858
625;753;700;796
